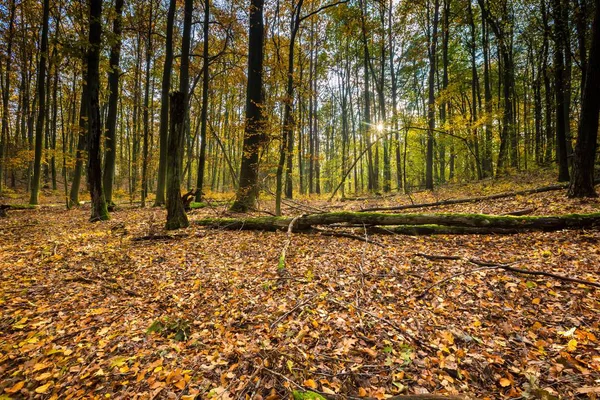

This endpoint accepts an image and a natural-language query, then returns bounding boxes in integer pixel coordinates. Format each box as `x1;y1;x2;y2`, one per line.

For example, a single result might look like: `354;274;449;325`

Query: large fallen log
195;211;600;234
359;180;600;212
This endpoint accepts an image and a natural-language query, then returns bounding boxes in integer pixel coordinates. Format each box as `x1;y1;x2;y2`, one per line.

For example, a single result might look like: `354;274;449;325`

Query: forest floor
1;171;600;399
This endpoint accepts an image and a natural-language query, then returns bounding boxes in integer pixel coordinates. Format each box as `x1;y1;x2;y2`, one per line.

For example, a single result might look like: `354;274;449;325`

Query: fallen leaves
0;181;599;398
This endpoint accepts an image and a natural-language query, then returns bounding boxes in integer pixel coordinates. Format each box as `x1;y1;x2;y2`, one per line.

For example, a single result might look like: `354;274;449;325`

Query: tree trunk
141;1;153;207
568;0;600;198
195;0;210;202
231;0;265;212
103;0;124;206
165;92;189;229
195;211;600;233
0;0;16;194
87;0;109;221
154;0;176;206
29;0;50;205
553;0;570;182
426;0;440;190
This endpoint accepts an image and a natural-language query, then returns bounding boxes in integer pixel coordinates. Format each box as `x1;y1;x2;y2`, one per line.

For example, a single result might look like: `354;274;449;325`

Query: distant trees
0;0;595;214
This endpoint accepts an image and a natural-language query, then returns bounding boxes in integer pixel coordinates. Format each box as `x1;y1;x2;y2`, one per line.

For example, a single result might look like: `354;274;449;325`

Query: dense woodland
0;0;599;221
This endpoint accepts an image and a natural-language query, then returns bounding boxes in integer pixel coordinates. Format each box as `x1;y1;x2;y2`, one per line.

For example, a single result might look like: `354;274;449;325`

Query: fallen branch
359;180;600;212
414;254;600;298
270;294;318;329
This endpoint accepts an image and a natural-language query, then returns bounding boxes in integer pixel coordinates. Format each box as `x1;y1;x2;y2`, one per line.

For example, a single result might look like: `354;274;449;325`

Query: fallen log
359;180;600;212
194;211;600;234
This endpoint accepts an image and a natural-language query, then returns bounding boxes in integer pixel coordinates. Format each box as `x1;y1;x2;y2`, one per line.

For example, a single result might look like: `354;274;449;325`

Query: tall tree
0;0;16;194
195;0;210;202
231;0;265;212
154;0;176;206
103;0;125;207
87;0;109;221
29;0;50;205
165;92;189;229
425;0;440;190
553;0;570;182
568;0;600;198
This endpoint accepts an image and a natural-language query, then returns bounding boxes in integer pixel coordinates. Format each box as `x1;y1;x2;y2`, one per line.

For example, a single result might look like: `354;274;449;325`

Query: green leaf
292;390;327;400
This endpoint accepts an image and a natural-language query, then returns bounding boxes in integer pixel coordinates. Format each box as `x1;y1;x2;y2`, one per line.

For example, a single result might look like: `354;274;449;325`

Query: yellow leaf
4;381;25;394
35;382;53;394
358;387;368;397
181;396;197;400
567;339;578;352
110;356;128;368
35;372;53;381
322;386;336;394
32;363;50;372
532;298;541;305
303;379;317;389
499;378;511;387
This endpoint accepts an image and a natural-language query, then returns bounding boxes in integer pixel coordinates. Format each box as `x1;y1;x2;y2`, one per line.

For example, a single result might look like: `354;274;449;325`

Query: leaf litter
1;181;599;399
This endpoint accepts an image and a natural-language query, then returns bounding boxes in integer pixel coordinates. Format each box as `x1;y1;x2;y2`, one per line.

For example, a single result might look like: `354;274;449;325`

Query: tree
29;0;50;205
103;0;125;207
231;0;265;212
86;0;109;221
154;0;176;206
165;92;189;229
195;0;210;202
568;0;600;198
426;0;440;190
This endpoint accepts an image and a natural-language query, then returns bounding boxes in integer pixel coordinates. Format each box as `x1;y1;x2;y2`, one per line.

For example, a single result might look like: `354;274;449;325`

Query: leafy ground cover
1;175;599;399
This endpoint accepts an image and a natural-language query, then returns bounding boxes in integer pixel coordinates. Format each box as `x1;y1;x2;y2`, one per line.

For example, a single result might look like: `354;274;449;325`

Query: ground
1;172;599;399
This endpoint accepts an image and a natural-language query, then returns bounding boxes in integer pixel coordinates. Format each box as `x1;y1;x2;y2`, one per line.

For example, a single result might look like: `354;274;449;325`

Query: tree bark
568;0;600;198
103;0;124;206
195;211;600;233
29;0;50;205
86;0;109;221
231;0;265;212
165;92;189;230
426;0;440;190
154;0;176;206
195;0;210;202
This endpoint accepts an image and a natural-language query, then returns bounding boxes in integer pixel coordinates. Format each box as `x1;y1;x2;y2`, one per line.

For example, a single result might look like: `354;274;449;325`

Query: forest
1;0;600;398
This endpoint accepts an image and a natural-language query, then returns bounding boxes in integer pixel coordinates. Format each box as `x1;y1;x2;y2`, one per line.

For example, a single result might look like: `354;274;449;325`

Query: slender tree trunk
195;0;210;202
165;92;189;229
29;0;50;205
0;0;16;194
103;0;124;206
231;0;265;212
154;0;175;206
141;1;153;206
553;0;570;182
87;0;109;221
426;0;440;190
568;0;600;198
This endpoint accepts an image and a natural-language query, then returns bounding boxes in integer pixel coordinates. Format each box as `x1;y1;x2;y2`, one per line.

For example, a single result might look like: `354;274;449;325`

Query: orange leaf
358;387;368;397
5;381;25;394
499;378;511;387
303;379;318;389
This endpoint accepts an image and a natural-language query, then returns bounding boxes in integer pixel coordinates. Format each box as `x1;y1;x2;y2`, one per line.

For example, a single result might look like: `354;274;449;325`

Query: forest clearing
1;172;600;399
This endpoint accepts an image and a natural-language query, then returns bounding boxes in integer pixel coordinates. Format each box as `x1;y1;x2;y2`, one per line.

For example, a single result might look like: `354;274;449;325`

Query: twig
414;253;600;291
270;294;317;330
278;214;304;271
416;266;502;299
